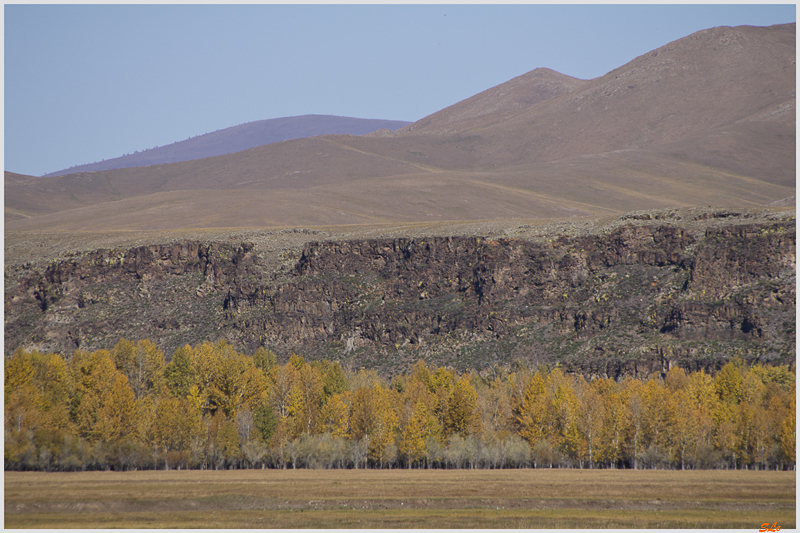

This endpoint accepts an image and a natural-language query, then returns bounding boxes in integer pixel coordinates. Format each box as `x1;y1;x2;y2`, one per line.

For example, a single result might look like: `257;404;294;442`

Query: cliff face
5;214;795;378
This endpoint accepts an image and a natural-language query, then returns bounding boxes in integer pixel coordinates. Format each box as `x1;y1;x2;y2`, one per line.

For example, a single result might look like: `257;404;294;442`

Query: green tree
320;361;349;399
253;403;279;445
253;347;277;374
164;345;196;399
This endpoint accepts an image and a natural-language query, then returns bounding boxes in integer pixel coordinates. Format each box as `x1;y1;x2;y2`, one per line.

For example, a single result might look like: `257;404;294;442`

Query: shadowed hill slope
5;23;795;231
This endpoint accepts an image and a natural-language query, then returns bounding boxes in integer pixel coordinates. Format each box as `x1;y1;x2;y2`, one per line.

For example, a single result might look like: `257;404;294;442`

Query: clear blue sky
4;3;796;176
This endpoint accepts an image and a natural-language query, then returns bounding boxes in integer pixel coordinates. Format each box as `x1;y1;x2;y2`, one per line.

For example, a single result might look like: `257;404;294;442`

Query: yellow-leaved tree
516;371;550;449
94;373;138;444
111;339;166;400
445;375;481;438
399;401;440;467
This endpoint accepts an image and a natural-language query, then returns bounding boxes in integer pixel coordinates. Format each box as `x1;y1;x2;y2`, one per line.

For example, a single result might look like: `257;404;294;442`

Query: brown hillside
469;23;796;175
5;23;795;231
392;68;588;136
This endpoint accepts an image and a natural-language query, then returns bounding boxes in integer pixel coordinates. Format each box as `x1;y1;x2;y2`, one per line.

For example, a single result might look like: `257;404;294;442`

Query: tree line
4;339;795;471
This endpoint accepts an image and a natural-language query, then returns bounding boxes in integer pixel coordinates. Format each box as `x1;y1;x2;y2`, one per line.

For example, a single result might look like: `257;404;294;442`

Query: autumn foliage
4;340;795;471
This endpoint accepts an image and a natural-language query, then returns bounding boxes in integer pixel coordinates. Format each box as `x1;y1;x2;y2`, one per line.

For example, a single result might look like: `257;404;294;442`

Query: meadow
5;468;795;529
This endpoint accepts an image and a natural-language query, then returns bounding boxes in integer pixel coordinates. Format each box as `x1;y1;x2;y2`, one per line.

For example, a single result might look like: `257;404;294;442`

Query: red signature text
760;523;780;532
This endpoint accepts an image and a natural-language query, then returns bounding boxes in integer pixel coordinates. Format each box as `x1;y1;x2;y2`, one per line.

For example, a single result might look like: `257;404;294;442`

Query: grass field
4;468;795;528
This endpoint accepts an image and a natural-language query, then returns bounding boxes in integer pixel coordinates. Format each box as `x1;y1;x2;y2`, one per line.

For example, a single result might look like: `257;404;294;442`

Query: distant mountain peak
42;115;411;177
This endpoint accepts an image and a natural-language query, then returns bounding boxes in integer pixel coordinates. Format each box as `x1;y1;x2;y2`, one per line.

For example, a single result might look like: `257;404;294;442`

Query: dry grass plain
5;469;795;529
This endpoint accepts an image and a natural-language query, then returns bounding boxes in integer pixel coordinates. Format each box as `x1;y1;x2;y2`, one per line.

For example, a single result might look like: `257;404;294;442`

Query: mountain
389;68;589;136
42;115;412;177
6;23;795;231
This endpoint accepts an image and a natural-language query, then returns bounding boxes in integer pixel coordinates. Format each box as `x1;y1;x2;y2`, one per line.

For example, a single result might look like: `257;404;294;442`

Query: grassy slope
5;154;793;232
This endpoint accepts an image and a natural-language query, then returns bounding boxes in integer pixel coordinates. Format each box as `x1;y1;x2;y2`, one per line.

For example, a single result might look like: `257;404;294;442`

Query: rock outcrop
5;212;795;378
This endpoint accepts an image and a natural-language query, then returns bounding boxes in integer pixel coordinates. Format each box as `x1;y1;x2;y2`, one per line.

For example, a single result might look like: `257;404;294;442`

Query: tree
349;387;377;443
687;369;718;456
409;360;433;392
253;347;277;375
549;369;584;466
319;360;349;399
111;339;166;400
712;401;738;468
714;360;744;404
431;367;455;427
399;401;439;467
779;384;795;467
164;345;196;399
36;353;73;431
475;376;513;435
665;366;689;393
349;384;398;467
517;371;550;451
205;411;241;469
735;370;768;468
4;341;793;473
575;378;605;468
149;395;205;469
622;377;645;469
266;362;299;419
5;350;72;437
594;378;628;469
253;403;279;445
319;392;350;439
292;362;325;436
69;349;124;441
445;376;481;438
94;374;138;444
670;388;699;470
194;341;266;417
5;349;38;403
639;377;677;468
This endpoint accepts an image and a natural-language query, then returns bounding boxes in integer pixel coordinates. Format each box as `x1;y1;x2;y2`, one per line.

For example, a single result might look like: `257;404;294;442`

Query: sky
4;3;796;177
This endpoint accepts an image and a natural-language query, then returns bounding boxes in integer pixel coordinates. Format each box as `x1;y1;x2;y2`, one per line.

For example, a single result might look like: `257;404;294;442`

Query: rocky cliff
5;209;795;378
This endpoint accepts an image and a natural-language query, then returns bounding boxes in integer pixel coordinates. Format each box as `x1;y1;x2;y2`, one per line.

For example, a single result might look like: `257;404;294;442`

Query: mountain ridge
41;115;412;177
6;22;795;231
